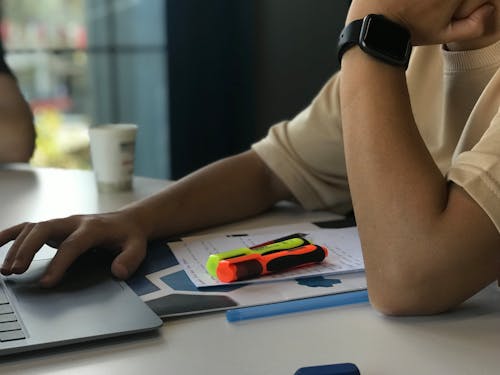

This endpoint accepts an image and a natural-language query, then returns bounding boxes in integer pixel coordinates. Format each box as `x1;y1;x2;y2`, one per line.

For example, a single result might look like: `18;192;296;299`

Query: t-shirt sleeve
252;73;352;213
447;106;500;232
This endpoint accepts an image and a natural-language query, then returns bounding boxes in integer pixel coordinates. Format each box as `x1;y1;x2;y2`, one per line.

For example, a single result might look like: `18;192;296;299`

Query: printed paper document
169;224;364;287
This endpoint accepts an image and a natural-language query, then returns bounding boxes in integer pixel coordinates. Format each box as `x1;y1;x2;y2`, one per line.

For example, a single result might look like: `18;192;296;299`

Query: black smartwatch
337;14;412;68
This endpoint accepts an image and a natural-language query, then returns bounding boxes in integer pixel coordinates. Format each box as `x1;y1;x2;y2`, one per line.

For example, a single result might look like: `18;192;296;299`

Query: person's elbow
364;249;475;317
0;77;36;163
10;130;35;162
368;282;456;317
0;119;36;163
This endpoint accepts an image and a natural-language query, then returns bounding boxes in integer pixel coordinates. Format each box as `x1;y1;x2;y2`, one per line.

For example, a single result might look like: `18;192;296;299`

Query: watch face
360;14;411;65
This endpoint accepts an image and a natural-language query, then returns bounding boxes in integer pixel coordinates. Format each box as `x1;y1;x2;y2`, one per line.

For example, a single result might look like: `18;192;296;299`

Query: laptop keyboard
0;284;26;342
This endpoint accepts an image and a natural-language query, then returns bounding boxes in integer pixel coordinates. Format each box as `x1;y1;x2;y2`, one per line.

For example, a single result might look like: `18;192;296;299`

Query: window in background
2;0;90;169
1;0;169;178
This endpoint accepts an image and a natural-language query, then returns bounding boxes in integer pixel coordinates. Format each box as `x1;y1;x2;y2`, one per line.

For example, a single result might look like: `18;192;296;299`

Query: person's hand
347;0;497;46
0;209;148;287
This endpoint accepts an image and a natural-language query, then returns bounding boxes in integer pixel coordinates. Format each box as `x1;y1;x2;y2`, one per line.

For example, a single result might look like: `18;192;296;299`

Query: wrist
346;3;404;26
120;201;157;239
338;14;412;69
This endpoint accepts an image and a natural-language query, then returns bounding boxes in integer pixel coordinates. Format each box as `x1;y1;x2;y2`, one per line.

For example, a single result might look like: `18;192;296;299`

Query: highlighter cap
216;258;263;283
205;248;253;277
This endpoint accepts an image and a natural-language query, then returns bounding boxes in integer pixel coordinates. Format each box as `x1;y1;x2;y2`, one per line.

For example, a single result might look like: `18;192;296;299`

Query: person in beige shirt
0;0;499;316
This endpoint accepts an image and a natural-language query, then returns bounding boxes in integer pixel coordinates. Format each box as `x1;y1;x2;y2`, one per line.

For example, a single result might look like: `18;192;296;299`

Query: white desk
1;165;499;375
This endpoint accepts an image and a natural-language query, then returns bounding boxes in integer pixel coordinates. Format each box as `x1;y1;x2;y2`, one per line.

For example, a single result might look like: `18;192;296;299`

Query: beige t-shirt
252;41;500;231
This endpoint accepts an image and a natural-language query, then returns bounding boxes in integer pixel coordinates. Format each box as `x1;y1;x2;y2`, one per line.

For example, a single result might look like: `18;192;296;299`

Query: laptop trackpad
1;254;162;354
5;251;115;290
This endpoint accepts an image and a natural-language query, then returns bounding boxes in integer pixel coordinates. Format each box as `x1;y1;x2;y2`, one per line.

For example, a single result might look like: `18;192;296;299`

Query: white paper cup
88;123;137;192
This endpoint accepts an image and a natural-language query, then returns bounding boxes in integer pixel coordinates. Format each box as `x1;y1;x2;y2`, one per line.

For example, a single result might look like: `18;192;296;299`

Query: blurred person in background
0;37;35;163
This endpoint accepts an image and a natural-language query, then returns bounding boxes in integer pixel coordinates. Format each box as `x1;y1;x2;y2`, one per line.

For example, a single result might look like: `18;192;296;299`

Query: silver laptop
0;253;162;356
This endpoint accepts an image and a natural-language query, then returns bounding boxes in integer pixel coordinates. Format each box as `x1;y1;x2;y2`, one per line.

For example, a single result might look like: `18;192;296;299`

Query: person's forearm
339;48;499;314
341;49;447;236
341;53;446;241
336;0;500;317
123;150;292;240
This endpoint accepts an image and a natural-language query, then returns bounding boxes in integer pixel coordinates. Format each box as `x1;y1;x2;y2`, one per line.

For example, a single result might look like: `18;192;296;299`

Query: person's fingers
0;222;28;247
446;3;495;42
0;212;147;286
1;222;35;274
39;226;100;287
3;218;79;275
110;238;147;280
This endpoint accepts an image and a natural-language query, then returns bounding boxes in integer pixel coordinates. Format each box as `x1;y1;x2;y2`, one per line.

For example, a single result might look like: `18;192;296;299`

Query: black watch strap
337;19;362;65
337;15;412;69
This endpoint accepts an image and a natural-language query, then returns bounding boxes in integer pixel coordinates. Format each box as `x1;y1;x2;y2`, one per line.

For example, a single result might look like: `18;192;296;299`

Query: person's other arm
340;0;500;315
0;150;293;286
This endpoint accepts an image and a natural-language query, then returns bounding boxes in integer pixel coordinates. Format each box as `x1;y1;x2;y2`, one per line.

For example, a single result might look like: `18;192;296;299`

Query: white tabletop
0;165;499;375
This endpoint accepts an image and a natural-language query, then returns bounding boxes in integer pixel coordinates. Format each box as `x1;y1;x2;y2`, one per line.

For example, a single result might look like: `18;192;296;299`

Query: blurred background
1;0;349;180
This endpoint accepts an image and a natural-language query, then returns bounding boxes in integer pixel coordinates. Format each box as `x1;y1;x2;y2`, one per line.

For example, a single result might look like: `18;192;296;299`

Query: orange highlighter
216;244;328;283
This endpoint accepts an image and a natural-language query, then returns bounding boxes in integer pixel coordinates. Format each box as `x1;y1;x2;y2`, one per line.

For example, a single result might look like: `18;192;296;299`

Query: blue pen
226;289;369;322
